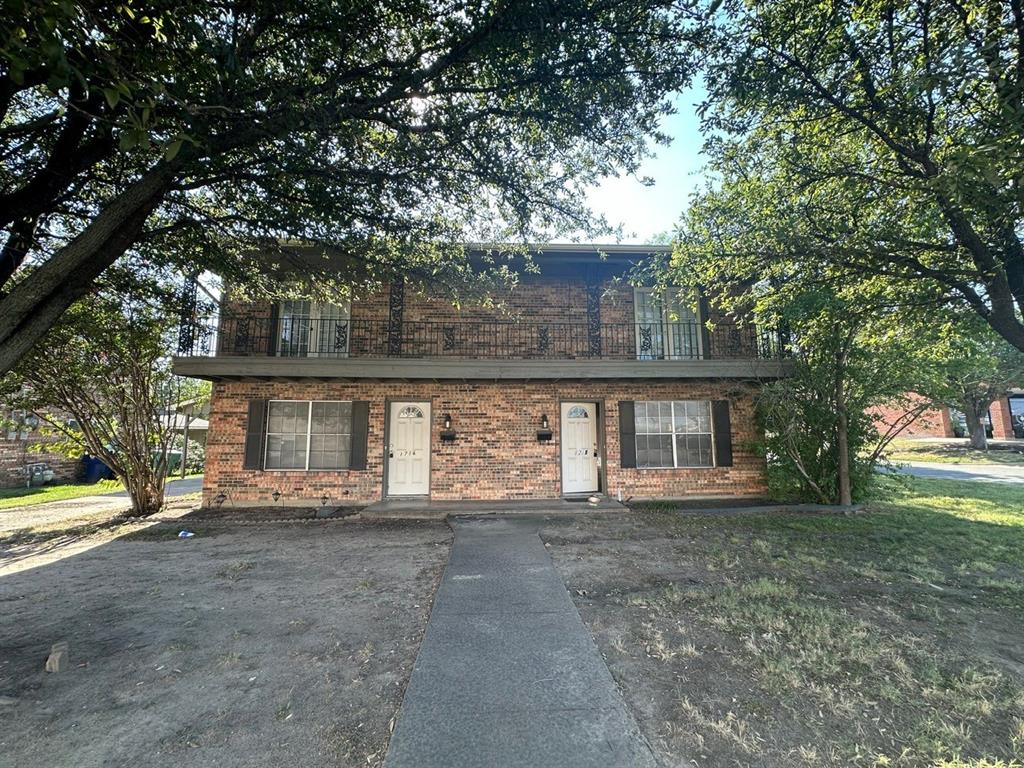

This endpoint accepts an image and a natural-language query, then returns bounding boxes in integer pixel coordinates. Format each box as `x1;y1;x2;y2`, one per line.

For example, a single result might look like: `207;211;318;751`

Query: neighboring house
172;245;791;507
0;409;81;488
871;390;1024;440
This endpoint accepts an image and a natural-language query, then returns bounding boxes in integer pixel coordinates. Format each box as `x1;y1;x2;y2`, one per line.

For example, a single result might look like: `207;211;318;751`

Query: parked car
25;462;55;486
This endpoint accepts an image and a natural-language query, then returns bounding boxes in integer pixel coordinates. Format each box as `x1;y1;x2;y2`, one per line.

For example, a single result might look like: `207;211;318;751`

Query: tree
0;0;702;374
1;267;186;515
672;188;957;504
931;322;1024;449
697;0;1024;352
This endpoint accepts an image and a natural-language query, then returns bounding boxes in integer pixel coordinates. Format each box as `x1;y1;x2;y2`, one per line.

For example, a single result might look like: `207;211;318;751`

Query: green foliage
0;262;186;514
0;0;705;370
754;291;943;503
695;0;1024;351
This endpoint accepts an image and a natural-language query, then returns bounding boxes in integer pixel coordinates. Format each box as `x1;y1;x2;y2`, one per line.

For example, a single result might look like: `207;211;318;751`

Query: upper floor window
265;400;353;470
633;289;701;361
277;300;351;358
634;400;713;468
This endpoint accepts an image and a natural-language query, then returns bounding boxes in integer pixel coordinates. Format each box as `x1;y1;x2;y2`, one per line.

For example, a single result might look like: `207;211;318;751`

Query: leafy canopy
0;0;702;372
694;0;1024;351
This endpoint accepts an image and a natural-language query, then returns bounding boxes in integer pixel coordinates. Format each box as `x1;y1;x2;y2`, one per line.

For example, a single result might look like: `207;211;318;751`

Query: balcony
173;315;792;380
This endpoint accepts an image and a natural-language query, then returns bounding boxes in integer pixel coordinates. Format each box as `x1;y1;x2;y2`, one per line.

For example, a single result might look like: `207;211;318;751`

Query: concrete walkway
384;516;657;768
895;461;1024;484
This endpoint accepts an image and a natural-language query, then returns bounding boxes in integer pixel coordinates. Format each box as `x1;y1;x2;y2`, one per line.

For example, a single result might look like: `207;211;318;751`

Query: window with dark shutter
711;400;733;467
618;401;636;468
243;400;268;469
349;401;370;470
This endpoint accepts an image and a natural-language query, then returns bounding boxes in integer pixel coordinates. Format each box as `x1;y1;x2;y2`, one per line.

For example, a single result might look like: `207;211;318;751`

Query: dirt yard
542;476;1024;768
0;519;451;768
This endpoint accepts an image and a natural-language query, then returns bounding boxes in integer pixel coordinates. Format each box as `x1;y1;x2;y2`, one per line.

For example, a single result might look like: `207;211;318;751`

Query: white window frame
264;399;353;471
633;288;703;361
276;300;352;358
634;400;715;469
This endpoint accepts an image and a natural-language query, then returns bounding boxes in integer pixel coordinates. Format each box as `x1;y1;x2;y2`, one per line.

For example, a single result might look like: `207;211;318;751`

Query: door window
633;289;700;360
277;300;351;357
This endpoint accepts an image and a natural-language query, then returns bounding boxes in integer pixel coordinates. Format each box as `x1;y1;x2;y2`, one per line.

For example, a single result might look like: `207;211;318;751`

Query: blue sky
581;86;708;244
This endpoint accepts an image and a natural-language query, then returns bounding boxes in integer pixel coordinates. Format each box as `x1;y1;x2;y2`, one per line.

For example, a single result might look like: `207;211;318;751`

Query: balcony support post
586;284;602;358
387;277;405;357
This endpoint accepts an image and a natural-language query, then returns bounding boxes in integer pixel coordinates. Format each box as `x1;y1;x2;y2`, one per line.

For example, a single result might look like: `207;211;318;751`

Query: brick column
990;397;1014;439
938;406;955;438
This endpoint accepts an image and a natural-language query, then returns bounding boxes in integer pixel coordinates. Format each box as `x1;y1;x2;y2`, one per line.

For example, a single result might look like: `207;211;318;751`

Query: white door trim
386;400;431;497
561;401;599;495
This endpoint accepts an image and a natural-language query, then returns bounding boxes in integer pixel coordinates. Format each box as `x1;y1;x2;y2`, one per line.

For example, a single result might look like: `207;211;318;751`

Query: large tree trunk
834;343;853;506
836;400;853;506
120;468;166;517
0;162;177;375
963;403;990;451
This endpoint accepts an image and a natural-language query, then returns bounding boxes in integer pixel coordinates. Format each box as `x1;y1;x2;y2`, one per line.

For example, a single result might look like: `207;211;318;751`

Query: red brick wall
0;435;81;488
868;396;954;438
222;278;644;360
990;397;1015;439
203;380;766;507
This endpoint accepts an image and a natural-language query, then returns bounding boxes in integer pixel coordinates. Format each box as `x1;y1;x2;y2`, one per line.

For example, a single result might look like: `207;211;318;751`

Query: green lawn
884;438;1024;466
549;476;1024;767
0;473;202;511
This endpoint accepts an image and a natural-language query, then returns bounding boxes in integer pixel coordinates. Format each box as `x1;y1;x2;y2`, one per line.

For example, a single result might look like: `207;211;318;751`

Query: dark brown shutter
711;400;733;467
266;303;280;356
243;400;268;469
349;401;370;470
618;401;636;469
697;291;712;359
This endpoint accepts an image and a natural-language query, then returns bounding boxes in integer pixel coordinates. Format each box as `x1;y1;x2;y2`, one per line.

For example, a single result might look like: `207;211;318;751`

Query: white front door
387;401;431;496
561;401;599;495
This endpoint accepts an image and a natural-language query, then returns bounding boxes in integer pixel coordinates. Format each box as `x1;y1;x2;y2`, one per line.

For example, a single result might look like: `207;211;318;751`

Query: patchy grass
0;473;201;511
884;438;1024;466
0;479;125;509
543;476;1024;767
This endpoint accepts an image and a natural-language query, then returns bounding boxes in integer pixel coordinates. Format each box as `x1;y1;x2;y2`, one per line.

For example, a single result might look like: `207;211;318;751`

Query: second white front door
561;401;599;495
387;401;431;496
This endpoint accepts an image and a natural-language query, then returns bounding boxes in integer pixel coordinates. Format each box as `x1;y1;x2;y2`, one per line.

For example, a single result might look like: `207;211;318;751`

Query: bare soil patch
0;519;451;768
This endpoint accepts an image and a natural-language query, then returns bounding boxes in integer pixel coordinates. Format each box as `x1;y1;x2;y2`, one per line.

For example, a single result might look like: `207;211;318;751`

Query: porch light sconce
537;414;553;442
440;413;457;443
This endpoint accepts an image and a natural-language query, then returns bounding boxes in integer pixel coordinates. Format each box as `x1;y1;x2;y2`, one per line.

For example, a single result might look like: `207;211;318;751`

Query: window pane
655;434;672;467
265;434;305;469
694;401;711;433
266;401;310;469
633;402;646;433
676;433;713;467
312;402;352;434
635;434;649;467
305;402;353;468
644;407;658;434
659;401;672;432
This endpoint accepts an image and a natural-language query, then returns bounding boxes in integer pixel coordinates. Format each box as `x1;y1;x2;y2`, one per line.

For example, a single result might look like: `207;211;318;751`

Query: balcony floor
171;355;794;381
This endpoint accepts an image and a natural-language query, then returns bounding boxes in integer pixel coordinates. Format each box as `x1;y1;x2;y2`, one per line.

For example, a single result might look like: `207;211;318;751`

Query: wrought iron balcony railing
177;315;786;361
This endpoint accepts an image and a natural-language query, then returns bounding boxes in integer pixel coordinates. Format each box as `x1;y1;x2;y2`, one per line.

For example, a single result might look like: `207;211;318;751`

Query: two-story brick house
172;244;791;508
